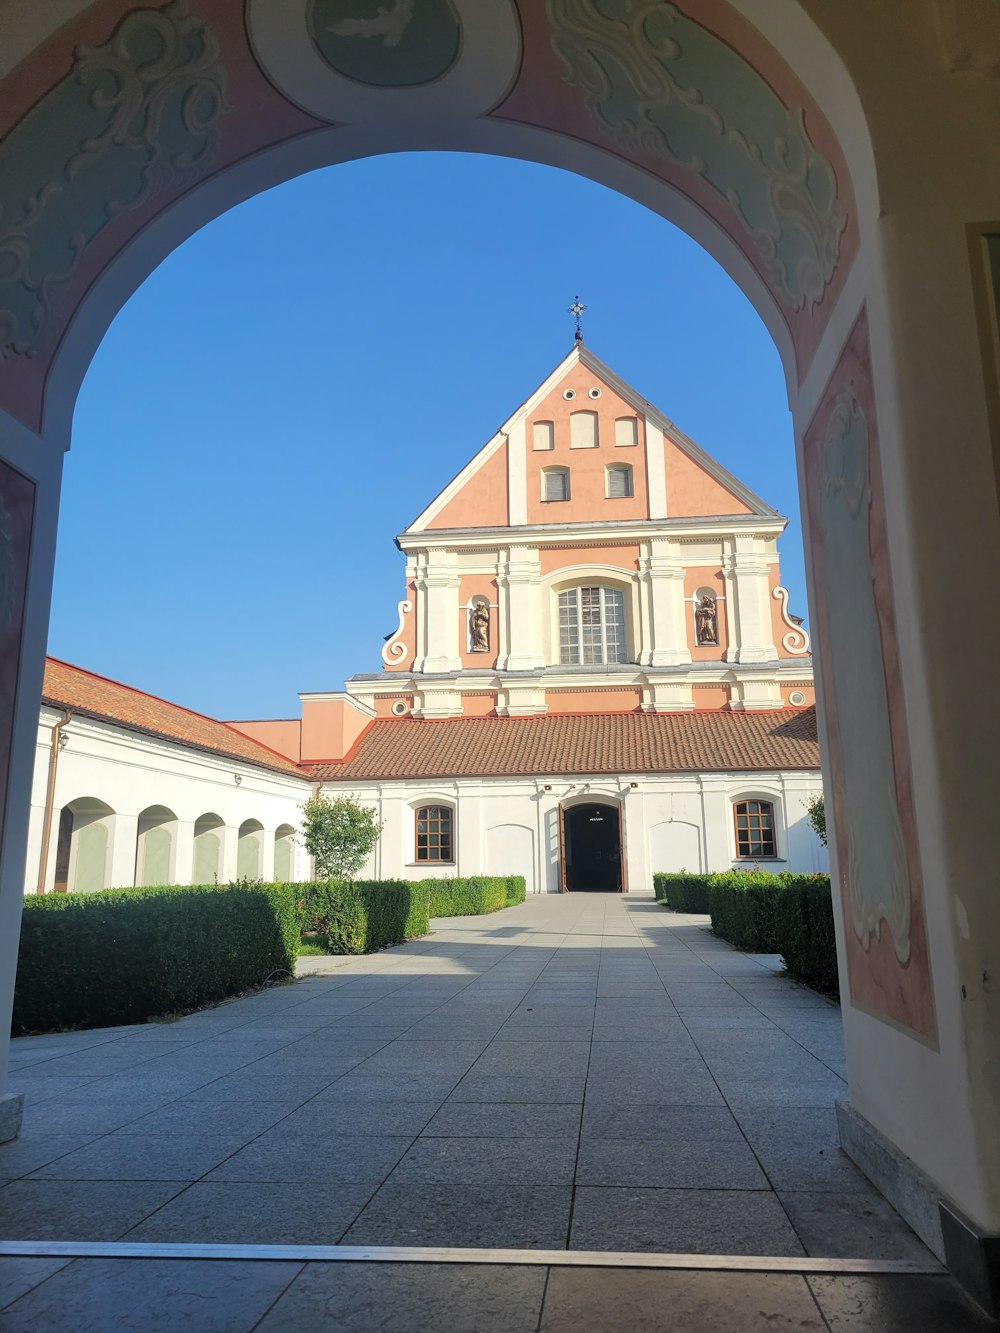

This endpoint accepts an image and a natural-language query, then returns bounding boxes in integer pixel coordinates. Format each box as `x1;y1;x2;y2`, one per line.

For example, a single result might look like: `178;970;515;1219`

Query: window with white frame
558;586;627;665
542;467;570;502
615;417;638;447
569;410;598;448
606;464;633;498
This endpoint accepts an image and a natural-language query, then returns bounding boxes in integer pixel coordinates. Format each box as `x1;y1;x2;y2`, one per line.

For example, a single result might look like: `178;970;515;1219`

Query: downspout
37;708;71;894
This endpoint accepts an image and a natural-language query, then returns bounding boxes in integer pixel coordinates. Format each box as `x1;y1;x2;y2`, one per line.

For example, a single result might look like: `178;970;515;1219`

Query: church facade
25;345;825;895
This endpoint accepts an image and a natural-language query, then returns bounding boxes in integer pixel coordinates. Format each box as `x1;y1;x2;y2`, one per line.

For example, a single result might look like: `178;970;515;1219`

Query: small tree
302;794;383;881
805;794;827;847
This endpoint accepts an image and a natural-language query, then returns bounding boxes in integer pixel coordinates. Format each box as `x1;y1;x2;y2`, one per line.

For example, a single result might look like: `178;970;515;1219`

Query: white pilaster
723;536;778;663
498;545;544;671
415;548;462;674
644;421;668;520
643;679;694;713
506;422;527;525
699;776;732;870
638;538;690;666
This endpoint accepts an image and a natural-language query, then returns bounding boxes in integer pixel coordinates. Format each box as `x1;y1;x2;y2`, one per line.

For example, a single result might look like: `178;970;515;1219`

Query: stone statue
469;599;490;652
695;594;719;645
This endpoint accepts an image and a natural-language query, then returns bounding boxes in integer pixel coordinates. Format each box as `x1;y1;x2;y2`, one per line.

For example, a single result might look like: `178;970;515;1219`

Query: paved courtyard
0;893;990;1329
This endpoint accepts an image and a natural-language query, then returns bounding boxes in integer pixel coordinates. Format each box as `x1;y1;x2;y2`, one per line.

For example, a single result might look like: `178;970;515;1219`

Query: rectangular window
543;468;570;501
532;421;555;451
615;417;638;447
416;805;453;862
733;800;776;858
570;410;599;449
607;465;633;498
558;586;627;665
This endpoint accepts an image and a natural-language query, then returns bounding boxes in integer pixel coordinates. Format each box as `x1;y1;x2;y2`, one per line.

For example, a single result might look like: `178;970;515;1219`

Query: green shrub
14;882;299;1034
504;876;527;906
416;876;509;918
704;870;839;999
653;873;713;913
297;880;429;954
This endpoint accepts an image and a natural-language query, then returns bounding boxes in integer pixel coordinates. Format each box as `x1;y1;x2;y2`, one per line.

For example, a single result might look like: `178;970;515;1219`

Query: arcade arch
0;0;998;1301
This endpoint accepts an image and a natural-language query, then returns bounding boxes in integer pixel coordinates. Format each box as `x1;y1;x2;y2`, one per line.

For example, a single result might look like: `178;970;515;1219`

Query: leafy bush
653;873;713;913
301;795;383;880
804;794;828;847
298;880;429;954
14;882;299;1034
415;876;509;918
707;870;787;952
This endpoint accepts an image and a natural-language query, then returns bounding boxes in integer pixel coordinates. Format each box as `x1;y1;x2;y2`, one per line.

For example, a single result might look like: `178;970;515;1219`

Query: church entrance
562;802;623;893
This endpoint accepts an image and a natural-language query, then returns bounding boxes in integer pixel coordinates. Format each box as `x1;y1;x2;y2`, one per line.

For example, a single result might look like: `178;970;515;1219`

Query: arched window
733;799;776;859
558;586;627;665
54;798;115;892
606;464;633;498
416;805;453;863
193;813;224;884
237;819;263;879
135;805;177;887
542;467;570;502
274;825;296;881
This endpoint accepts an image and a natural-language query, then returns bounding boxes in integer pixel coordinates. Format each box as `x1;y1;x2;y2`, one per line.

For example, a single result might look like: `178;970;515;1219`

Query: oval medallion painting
307;0;461;87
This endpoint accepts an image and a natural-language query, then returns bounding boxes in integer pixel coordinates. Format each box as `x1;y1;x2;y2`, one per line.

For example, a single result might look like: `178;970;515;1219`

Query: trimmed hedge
706;870;838;998
298;880;429;954
653;868;839;998
653;873;713;913
13;882;299;1034
504;875;527;907
416;876;510;918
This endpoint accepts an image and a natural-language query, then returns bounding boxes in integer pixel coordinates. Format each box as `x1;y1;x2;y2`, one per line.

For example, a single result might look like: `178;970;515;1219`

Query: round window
588;387;602;399
789;691;806;707
563;388;576;400
391;700;409;716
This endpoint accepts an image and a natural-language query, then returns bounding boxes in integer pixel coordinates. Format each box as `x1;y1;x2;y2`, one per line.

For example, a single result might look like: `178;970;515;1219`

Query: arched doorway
562;801;623;893
0;0;998;1301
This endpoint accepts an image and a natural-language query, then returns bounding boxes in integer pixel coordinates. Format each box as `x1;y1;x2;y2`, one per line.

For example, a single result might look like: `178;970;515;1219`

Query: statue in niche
469;598;490;652
695;594;719;645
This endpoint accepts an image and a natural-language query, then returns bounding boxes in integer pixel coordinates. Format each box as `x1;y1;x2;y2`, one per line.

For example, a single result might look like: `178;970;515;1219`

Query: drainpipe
36;709;71;894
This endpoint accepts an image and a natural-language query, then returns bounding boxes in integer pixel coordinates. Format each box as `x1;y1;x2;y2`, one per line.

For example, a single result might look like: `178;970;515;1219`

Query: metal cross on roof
568;296;586;342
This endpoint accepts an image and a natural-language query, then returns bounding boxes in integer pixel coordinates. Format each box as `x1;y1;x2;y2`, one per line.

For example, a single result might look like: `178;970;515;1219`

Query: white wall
26;707;312;892
322;769;828;893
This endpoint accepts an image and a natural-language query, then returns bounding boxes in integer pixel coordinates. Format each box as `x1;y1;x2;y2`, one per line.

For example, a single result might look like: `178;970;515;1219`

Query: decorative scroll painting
0;460;36;868
802;310;936;1043
497;0;859;378
0;0;322;430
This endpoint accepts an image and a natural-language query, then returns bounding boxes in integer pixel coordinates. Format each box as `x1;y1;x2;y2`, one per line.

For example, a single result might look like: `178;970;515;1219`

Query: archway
135;804;177;887
562;800;623;892
52;797;115;893
193;812;224;885
0;0;998;1303
236;819;264;880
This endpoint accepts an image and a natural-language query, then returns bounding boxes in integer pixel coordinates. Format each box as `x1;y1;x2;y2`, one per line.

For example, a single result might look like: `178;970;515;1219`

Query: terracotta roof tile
42;658;304;778
312;708;819;781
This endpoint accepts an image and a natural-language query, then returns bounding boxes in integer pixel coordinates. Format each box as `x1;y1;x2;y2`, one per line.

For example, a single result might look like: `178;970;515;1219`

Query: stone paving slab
0;892;930;1271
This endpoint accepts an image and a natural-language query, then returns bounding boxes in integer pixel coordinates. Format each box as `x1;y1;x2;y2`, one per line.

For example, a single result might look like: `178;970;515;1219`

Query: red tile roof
42;658;305;778
311;708;820;781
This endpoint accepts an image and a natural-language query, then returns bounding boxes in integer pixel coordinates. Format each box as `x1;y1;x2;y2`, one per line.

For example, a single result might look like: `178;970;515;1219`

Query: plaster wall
323;769;828;895
26;708;311;892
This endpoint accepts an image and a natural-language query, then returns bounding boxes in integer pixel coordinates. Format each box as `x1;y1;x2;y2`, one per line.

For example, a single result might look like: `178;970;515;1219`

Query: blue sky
56;152;803;720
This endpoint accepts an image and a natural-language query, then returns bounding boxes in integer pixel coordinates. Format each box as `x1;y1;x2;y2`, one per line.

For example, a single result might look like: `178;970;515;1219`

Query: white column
498;544;544;671
723;536;778;663
416;549;462;674
174;819;195;885
638;538;690;666
220;825;240;884
109;812;139;888
260;827;276;882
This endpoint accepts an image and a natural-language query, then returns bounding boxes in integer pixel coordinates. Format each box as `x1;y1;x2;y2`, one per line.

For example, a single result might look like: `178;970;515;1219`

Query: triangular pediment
404;343;777;535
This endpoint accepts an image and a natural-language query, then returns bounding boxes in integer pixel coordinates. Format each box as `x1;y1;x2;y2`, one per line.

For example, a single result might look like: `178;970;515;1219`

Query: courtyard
0;892;988;1329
